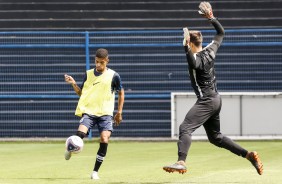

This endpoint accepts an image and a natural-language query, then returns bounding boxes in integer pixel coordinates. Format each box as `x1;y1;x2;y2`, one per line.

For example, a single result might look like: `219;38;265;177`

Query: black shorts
79;114;114;133
180;94;222;135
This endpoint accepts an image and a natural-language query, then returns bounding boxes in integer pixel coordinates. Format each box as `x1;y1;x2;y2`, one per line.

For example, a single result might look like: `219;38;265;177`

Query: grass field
0;140;281;184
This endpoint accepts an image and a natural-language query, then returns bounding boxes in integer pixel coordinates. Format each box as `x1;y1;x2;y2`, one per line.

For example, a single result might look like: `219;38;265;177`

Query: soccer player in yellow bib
64;48;124;180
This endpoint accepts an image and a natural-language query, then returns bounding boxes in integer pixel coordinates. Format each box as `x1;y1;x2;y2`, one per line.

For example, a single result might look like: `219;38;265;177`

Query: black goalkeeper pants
177;94;248;162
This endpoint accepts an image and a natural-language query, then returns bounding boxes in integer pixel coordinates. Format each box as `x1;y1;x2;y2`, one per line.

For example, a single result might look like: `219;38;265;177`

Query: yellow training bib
75;68;116;117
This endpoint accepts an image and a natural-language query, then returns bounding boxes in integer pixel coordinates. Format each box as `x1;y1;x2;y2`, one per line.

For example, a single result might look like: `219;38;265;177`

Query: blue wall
0;29;282;137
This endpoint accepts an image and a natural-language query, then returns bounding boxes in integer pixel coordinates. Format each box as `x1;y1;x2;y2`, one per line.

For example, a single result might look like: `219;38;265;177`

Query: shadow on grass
106;182;241;184
3;178;81;180
4;178;241;183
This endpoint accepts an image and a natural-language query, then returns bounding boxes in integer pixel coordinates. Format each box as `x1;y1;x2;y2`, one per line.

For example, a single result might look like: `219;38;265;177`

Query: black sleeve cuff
209;17;217;21
184;45;191;53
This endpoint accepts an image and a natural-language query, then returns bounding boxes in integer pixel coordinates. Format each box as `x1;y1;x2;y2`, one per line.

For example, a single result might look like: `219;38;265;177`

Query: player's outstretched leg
246;151;263;175
163;161;187;174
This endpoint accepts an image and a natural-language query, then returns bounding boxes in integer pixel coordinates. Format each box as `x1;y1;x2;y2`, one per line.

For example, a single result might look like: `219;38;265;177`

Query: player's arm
183;28;201;69
64;74;82;96
199;2;224;49
114;89;124;126
112;73;124;126
210;19;224;44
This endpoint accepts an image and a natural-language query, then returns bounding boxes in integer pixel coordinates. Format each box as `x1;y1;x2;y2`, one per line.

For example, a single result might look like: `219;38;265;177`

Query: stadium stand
0;0;281;30
0;0;282;138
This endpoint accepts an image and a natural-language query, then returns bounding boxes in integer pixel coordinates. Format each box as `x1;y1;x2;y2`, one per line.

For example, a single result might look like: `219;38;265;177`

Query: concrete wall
171;92;282;138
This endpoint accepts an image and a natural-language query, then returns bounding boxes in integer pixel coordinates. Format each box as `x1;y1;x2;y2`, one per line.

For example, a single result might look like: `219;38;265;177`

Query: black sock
76;131;86;139
94;143;108;172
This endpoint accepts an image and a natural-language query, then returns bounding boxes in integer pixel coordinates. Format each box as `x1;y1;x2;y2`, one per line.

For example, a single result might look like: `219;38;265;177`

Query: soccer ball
65;135;84;154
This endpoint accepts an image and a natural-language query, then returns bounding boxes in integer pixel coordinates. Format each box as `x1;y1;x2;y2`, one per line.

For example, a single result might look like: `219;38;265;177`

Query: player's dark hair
96;48;108;58
189;31;203;47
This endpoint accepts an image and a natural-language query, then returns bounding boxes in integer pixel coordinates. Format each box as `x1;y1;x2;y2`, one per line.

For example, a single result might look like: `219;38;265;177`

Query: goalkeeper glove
183;27;190;47
198;1;214;19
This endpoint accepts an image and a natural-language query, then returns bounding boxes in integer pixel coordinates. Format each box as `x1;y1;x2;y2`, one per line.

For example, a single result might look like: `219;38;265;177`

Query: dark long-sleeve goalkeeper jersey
184;18;225;98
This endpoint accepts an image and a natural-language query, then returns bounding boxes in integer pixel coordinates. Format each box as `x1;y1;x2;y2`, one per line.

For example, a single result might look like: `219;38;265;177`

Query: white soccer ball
65;135;84;154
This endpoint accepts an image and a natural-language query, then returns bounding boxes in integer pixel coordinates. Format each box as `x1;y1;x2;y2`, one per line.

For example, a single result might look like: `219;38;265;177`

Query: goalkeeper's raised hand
198;1;214;19
183;27;190;47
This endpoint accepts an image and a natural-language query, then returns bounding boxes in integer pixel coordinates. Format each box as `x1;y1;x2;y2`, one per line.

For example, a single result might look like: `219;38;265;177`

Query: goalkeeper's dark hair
190;31;203;47
96;48;108;58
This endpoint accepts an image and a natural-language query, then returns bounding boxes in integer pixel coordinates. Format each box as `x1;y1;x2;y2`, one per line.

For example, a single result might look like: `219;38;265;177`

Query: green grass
0;140;281;184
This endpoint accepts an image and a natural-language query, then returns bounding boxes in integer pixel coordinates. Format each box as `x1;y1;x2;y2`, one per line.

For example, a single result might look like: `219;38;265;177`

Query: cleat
91;171;100;180
163;162;187;174
64;150;72;160
246;151;263;175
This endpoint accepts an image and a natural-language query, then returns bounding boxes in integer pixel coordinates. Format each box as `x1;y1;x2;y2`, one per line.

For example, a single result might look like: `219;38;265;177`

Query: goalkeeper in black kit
163;2;263;175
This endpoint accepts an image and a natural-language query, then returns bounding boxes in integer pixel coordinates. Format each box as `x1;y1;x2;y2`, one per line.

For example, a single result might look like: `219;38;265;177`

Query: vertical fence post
85;31;90;70
85;31;92;140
